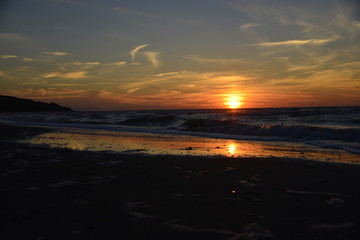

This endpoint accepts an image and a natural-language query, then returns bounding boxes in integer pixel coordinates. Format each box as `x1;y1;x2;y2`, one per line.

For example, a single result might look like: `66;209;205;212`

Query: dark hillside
0;95;73;112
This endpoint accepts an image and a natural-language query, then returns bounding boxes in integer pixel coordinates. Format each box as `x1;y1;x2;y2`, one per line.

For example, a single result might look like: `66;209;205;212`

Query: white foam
286;188;338;196
310;222;354;229
242;223;274;239
239;180;257;188
326;197;344;207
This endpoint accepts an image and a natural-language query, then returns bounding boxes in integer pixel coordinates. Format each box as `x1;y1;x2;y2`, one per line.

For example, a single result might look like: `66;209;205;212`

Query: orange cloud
41;71;87;80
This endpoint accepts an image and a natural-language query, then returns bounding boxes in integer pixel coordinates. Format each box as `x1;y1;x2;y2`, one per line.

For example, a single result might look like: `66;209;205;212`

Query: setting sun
225;95;243;109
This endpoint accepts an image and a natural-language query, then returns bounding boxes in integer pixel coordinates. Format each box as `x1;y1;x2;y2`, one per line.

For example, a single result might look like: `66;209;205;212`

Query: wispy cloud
70;61;100;66
227;1;289;24
121;71;256;98
252;38;335;47
17;81;47;86
239;23;263;31
178;84;195;88
154;72;181;77
230;0;360;42
107;61;127;66
22;57;35;62
8;88;93;99
0;70;13;79
0;33;30;41
185;55;245;65
42;71;87;80
157;88;181;96
17;66;32;71
127;88;139;94
114;7;164;20
99;61;128;73
143;51;161;67
67;61;101;70
1;55;18;59
44;51;70;56
129;44;149;63
353;21;360;28
49;83;85;87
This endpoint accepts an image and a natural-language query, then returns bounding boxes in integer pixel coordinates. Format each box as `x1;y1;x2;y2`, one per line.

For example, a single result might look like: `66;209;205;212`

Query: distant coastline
0;95;73;112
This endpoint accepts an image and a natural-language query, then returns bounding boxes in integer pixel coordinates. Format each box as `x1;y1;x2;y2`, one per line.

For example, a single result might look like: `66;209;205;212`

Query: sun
225;94;243;109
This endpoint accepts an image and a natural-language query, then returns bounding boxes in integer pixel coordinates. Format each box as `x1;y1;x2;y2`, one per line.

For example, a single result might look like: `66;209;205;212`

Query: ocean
1;106;359;163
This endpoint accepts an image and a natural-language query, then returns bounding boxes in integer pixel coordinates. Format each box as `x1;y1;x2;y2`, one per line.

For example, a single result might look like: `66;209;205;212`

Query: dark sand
1;124;360;240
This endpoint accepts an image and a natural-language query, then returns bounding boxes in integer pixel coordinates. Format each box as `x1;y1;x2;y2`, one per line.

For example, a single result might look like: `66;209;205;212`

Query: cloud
42;71;87;80
157;88;181;96
62;71;87;79
108;61;127;66
127;88;139;94
129;44;149;63
154;72;181;77
67;61;101;70
22;57;35;62
121;71;256;99
42;72;62;78
210;75;253;82
44;51;70;56
336;61;360;68
0;70;13;79
17;82;48;86
8;88;93;99
143;51;161;67
227;1;289;24
353;21;360;28
114;7;164;20
35;59;129;81
0;33;29;41
17;66;32;71
1;55;18;59
239;23;263;31
49;83;85;87
185;55;245;65
70;61;100;66
96;61;128;73
252;38;335;47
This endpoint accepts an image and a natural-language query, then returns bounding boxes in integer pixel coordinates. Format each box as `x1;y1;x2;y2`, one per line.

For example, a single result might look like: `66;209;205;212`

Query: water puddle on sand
23;129;360;164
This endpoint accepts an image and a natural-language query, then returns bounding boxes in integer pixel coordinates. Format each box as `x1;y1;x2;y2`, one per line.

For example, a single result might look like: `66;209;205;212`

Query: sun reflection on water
227;142;237;156
24;130;360;164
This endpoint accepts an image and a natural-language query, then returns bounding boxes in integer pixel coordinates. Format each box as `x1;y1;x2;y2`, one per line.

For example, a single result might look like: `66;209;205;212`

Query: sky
0;0;359;110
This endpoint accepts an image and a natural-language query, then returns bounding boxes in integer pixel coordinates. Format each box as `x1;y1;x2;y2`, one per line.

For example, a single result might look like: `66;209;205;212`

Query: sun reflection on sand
24;129;360;163
68;141;86;150
227;142;237;157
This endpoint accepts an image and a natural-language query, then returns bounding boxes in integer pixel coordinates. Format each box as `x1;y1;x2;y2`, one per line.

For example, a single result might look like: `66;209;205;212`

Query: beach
1;124;360;240
2;0;360;238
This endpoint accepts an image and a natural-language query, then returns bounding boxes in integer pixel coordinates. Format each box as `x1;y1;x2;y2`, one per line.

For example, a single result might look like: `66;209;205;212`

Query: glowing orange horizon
225;94;243;109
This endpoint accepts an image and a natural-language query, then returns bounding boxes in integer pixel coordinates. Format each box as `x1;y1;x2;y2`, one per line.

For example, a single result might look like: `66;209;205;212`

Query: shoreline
8;123;359;164
1;124;360;239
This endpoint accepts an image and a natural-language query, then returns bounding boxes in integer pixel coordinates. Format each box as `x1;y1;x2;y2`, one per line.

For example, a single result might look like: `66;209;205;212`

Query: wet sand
1;124;360;239
25;128;360;163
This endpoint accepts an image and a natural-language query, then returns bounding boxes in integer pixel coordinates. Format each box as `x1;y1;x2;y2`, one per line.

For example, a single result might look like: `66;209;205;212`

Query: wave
1;107;359;143
118;115;177;127
180;118;360;141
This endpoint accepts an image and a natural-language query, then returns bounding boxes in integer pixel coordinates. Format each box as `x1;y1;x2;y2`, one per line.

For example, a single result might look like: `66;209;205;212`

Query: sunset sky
1;0;359;110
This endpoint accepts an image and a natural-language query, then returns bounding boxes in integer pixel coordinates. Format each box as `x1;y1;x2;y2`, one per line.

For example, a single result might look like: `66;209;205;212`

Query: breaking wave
0;106;359;154
180;118;360;141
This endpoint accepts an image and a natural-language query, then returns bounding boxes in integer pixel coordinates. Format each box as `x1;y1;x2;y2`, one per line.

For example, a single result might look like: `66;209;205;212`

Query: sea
1;106;359;163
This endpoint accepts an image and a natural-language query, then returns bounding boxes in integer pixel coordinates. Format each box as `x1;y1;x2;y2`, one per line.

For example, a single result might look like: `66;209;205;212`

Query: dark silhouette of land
0;95;72;112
